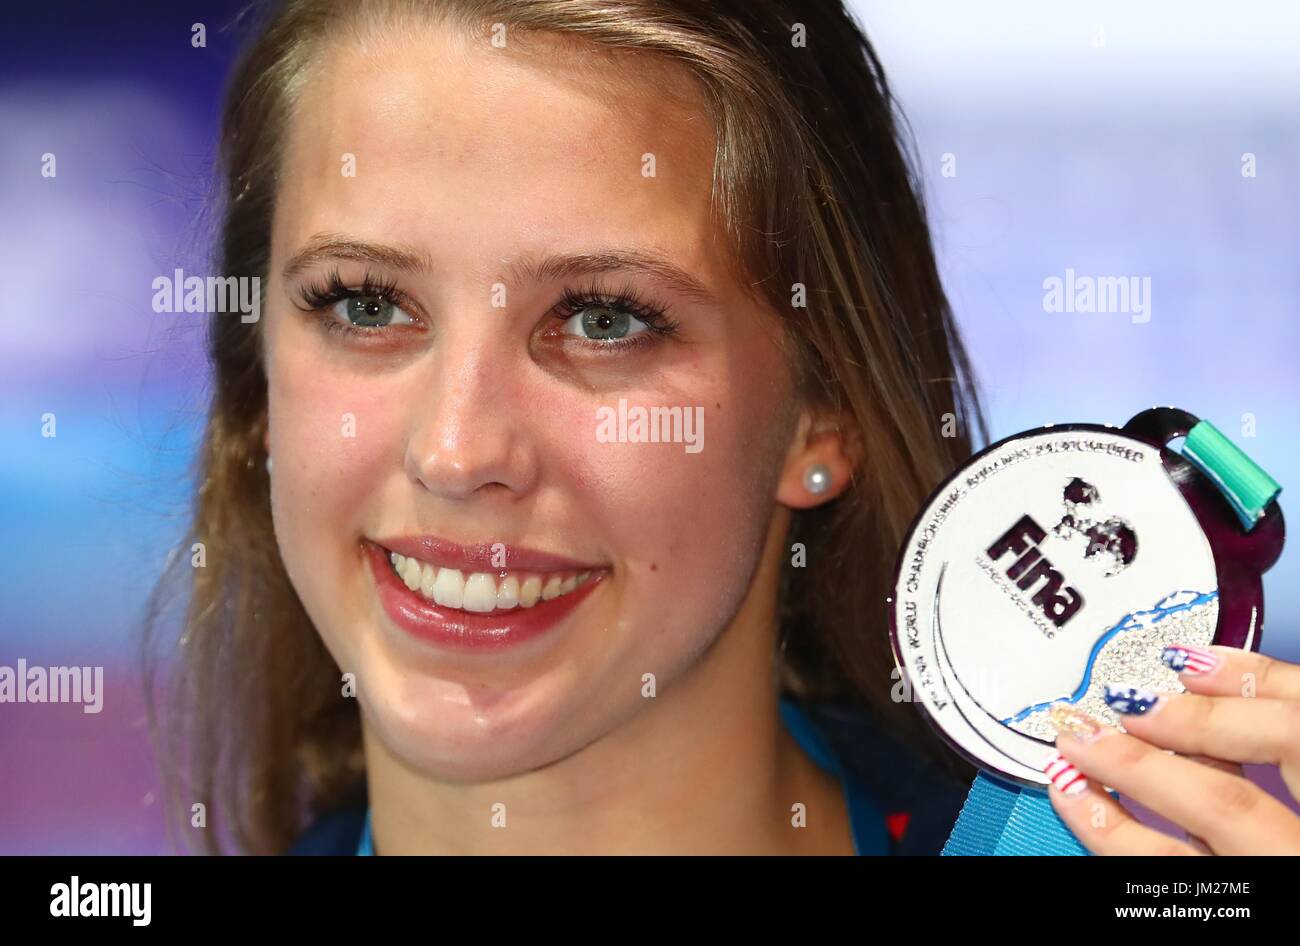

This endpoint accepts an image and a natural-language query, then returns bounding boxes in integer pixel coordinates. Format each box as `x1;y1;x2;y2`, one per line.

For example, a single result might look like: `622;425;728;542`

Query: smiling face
261;20;806;780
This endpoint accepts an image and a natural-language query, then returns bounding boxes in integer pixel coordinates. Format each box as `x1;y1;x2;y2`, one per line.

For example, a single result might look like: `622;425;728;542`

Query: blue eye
551;286;680;348
294;268;421;338
560;305;651;341
330;294;417;329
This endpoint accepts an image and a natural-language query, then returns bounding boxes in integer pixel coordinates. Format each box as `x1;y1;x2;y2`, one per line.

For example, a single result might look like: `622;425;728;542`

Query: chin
354;653;595;782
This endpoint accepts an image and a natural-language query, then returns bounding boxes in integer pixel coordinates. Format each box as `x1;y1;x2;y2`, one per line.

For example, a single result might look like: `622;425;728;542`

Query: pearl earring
803;463;831;494
266;455;273;475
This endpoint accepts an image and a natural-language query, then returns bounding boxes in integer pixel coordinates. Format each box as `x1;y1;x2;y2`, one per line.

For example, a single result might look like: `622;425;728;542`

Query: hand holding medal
1046;641;1300;854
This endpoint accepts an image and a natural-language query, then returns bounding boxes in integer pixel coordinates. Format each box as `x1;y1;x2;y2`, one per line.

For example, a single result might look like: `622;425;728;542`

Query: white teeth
418;562;438;599
519;576;543;608
462;573;497;613
433;568;465;609
497;575;520;609
386;551;595;612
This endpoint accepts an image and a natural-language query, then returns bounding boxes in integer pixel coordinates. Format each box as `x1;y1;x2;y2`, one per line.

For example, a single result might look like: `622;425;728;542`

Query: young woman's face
262;23;801;779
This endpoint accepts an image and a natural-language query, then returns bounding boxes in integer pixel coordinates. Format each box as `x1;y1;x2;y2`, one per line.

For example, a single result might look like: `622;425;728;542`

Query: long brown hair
144;0;987;855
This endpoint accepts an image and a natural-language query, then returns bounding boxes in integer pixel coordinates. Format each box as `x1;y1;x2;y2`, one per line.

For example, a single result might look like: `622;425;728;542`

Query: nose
404;328;539;501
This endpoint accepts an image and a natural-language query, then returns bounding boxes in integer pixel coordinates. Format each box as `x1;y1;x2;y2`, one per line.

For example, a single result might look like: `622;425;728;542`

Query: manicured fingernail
1161;644;1221;675
1047;703;1105;742
1103;682;1162;716
1044;750;1089;795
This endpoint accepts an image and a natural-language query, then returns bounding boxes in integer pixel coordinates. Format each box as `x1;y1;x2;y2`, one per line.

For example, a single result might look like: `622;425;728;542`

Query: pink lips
364;537;606;652
374;534;604;575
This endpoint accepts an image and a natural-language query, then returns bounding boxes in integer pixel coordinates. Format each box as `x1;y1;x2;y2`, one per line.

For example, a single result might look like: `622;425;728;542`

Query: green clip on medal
886;407;1285;855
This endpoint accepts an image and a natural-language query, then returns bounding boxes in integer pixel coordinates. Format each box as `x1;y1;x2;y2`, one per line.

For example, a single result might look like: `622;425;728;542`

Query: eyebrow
282;234;432;278
282;234;716;303
506;248;716;304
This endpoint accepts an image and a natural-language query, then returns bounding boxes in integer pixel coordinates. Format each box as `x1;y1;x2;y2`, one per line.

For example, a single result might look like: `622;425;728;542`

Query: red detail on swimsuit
885;811;911;841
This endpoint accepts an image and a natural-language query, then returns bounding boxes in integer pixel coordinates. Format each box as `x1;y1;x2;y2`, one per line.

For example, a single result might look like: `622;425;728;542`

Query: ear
775;407;857;509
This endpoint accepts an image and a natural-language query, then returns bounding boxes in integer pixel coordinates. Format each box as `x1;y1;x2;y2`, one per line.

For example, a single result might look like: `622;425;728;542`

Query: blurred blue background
1;0;1296;853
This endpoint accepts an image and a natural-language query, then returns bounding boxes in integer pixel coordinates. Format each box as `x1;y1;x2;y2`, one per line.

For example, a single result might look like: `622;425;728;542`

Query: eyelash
293;269;416;337
291;269;681;351
551;279;680;351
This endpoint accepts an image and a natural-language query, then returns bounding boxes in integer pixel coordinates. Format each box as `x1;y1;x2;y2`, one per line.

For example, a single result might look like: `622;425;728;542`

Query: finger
1162;643;1300;702
1103;685;1300;767
1049;704;1300;855
1187;754;1244;779
1043;751;1202;855
1102;684;1300;800
1184;756;1242;852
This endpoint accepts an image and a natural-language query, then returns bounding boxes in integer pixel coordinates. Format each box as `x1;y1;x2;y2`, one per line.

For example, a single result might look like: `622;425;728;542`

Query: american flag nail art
1161;644;1220;675
1103;683;1160;715
1044;751;1089;795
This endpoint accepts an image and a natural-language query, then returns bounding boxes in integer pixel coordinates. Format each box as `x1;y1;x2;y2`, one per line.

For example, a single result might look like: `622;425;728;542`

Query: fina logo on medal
978;477;1138;632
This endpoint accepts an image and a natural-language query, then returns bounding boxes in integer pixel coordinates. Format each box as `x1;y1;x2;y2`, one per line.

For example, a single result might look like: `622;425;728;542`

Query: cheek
264;336;406;621
562;373;787;655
